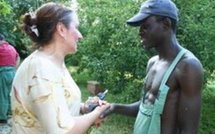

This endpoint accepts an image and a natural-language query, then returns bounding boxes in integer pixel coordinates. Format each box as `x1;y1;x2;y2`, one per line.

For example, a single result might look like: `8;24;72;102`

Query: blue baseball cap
127;0;179;26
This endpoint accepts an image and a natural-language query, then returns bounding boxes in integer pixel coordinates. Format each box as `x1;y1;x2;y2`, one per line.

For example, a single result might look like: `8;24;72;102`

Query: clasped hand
82;96;109;127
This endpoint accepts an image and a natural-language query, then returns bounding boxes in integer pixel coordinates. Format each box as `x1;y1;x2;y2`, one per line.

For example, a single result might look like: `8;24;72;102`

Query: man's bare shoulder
179;50;203;72
176;50;204;94
146;55;158;72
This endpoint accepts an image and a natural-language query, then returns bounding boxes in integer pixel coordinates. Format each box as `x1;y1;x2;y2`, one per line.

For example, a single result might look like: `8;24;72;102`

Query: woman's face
64;14;83;54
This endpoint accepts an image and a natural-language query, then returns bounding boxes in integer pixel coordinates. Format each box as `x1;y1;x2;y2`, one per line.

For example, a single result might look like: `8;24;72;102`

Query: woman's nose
77;30;83;40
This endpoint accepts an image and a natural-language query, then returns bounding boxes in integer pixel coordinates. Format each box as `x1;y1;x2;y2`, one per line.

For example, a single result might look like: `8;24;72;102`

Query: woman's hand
93;101;110;127
81;96;100;114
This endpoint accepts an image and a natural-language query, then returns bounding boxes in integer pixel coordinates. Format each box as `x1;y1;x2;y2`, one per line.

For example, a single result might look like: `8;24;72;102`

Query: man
102;0;203;133
0;33;19;124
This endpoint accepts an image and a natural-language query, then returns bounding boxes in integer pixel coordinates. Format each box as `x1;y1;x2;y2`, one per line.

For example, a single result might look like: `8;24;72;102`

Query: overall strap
155;48;186;114
160;48;186;88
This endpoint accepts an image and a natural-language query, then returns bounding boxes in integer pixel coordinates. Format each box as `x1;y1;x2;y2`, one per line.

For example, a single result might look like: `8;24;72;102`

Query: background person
0;33;19;124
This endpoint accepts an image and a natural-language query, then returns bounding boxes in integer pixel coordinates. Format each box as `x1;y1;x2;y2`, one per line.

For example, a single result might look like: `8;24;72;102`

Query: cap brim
127;13;150;26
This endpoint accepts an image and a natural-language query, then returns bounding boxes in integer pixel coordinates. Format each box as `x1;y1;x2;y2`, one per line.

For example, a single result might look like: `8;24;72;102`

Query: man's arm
112;101;141;117
177;57;203;134
101;56;157;118
101;101;140;118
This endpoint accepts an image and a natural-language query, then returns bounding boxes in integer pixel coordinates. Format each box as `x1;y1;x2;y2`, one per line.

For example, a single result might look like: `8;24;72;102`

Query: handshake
81;89;113;128
82;89;109;114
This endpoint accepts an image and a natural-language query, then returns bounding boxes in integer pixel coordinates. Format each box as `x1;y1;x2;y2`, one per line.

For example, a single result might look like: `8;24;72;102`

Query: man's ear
56;22;66;39
162;18;172;31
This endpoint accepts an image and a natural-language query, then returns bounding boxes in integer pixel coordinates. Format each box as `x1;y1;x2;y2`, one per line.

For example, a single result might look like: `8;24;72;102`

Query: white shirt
11;51;81;134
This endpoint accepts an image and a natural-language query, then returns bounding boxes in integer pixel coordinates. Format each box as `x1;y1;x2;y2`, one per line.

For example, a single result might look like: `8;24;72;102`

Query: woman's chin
70;48;77;54
68;46;77;54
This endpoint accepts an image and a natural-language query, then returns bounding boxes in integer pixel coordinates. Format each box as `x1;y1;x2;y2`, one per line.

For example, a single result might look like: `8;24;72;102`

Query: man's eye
141;24;148;29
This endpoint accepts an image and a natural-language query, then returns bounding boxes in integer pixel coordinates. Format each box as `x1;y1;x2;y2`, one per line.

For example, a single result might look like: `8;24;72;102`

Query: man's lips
140;38;146;43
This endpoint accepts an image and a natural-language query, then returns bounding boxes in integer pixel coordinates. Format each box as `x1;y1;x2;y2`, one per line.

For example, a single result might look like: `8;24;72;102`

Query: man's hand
100;103;115;118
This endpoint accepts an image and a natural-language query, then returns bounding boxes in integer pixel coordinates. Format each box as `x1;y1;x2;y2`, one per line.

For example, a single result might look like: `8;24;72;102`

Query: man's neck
155;34;181;61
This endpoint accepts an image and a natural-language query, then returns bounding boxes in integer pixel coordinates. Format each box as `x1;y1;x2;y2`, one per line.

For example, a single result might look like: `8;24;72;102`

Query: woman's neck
38;42;66;69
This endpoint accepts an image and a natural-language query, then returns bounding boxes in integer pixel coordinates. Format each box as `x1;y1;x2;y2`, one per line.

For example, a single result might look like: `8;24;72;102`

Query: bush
68;0;215;97
175;0;215;77
72;0;148;95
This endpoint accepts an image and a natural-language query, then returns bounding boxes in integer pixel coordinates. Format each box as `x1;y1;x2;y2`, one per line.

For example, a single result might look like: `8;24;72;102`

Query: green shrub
68;0;215;97
175;0;215;76
199;75;215;133
72;0;148;95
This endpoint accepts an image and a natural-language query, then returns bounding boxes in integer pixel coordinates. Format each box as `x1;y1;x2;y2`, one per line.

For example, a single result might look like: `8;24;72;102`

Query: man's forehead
140;16;157;25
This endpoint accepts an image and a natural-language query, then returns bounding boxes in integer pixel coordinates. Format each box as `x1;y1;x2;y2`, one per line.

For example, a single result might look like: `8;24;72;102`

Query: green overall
133;49;186;134
0;66;16;120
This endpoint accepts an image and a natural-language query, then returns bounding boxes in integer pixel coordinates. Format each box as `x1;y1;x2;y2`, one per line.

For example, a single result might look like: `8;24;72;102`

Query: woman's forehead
71;13;80;26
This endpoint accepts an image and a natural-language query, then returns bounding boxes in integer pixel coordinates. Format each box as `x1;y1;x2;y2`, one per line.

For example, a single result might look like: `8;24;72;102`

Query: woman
11;2;109;134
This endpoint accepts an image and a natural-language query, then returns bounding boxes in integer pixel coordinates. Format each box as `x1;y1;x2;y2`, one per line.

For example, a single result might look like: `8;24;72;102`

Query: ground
0;119;12;134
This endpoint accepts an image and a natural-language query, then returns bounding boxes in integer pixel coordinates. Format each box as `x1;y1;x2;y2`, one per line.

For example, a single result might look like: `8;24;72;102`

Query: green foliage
66;0;215;96
71;0;148;95
0;0;11;16
69;66;91;85
1;0;38;58
175;0;215;76
199;73;215;133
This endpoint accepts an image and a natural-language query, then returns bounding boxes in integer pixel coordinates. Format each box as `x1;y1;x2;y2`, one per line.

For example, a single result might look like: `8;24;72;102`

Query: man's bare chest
143;61;177;104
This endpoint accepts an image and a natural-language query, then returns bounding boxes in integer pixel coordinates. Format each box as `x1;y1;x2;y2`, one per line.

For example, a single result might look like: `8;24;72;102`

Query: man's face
139;16;166;50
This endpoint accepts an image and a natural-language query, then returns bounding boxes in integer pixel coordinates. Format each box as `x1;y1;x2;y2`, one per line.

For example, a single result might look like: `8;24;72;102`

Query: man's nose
139;31;145;37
